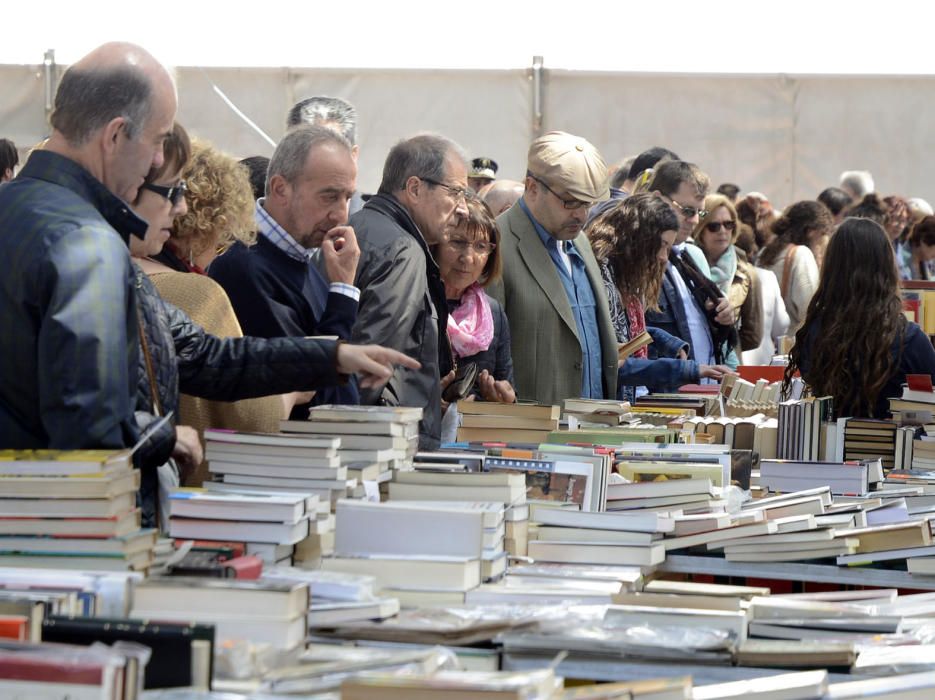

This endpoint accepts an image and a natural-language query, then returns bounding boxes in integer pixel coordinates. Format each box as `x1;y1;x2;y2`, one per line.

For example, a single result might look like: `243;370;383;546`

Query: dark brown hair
145;122;191;186
783;217;906;417
586;192;678;311
909;215;935;249
757;200;833;267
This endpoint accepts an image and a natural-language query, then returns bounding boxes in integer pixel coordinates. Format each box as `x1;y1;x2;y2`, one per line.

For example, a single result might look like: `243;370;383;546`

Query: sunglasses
666;195;706;219
141;180;187;206
705;220;736;233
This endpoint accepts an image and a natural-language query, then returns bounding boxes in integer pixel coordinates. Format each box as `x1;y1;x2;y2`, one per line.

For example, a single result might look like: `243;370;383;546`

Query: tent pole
43;50;56;121
531;55;544;138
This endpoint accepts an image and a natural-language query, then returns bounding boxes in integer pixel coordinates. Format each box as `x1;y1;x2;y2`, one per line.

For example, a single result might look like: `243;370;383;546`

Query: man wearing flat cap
489;131;617;405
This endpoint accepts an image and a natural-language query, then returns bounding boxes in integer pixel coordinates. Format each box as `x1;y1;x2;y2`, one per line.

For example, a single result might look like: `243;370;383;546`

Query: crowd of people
3;42;935;529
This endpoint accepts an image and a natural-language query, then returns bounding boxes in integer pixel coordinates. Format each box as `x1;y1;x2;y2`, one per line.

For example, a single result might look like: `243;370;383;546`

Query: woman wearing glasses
692;194;762;357
435;194;516;406
132;129;306;489
756;201;833;333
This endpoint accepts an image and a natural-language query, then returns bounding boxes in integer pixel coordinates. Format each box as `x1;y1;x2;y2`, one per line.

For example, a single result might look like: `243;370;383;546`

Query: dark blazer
488;201;617;405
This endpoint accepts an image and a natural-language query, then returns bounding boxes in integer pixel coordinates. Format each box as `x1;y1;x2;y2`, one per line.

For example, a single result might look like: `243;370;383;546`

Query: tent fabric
1;63;930;206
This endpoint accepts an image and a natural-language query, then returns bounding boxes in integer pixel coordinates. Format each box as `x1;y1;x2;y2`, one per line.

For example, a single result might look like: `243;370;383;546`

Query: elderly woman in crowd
756;200;833;333
692;194;762;357
588;193;733;402
436;194;515;404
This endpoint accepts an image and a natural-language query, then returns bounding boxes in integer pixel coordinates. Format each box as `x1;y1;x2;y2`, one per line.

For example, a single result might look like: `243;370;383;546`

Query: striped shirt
254;199;359;301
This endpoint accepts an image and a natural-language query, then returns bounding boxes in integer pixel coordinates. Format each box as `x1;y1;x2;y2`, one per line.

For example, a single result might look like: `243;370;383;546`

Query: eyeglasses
420;177;468;202
531;176;591;211
141;180;187;206
665;194;706;219
705;220;736;233
445;237;495;258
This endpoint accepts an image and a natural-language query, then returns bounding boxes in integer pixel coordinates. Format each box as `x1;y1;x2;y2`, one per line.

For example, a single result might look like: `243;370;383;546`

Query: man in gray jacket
350;134;469;449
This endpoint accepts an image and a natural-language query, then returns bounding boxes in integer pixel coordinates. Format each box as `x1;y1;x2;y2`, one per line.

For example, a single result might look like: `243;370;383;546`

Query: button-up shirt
671;243;715;366
0;150;147;448
520;199;604;399
255;199;360;303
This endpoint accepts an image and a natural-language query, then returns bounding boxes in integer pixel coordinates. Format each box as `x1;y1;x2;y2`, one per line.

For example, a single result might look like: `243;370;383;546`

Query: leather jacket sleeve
163;301;343;401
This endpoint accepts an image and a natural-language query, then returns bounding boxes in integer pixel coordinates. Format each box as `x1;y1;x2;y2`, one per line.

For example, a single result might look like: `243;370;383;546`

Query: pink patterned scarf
448;283;494;358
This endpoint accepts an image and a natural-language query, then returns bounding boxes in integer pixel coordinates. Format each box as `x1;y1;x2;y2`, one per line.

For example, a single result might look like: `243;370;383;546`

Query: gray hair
50;65;152;145
839;170;875;198
266;124;352;196
287;96;358;146
378;133;467;195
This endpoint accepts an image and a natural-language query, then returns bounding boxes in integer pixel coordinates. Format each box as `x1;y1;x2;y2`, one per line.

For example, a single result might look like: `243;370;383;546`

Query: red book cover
907;374;934;392
222;554;263;579
0;615;26;641
0;652;105;683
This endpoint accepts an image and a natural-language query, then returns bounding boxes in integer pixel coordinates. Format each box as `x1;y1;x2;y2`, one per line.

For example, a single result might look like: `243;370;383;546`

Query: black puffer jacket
133;265;344;526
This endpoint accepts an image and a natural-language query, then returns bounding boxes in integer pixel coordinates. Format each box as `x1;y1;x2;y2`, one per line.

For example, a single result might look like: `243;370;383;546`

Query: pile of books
605;477;722;516
0;449;155;571
527;507;669;568
321;500;486;608
168;488;325;566
130;577;309;650
204;429;352;508
388;468;528;563
456;402;560;444
562;398;635;427
776;396;833;461
286;404;423;481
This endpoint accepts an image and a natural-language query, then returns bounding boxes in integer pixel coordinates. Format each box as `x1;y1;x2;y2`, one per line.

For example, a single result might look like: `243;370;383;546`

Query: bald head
47;42;177;202
51;42;176;146
483;179;525;216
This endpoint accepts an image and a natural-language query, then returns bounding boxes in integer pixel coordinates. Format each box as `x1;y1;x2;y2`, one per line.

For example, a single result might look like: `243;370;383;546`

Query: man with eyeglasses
489;131;618;406
349;133;470;449
0;42;180;461
645;160;737;384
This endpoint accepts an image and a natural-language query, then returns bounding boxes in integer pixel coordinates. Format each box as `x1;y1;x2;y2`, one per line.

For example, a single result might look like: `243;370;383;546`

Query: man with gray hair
0;42;178;460
210;124;362;414
351;133;469;449
288;95;365;215
839;170;875;200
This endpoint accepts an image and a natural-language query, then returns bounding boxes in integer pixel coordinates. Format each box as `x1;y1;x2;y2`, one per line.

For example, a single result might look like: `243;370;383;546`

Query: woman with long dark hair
784;217;935;418
588;193;734;402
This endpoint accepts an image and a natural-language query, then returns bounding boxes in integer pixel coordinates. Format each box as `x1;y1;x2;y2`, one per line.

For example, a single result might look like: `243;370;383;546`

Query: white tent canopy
3;1;935;206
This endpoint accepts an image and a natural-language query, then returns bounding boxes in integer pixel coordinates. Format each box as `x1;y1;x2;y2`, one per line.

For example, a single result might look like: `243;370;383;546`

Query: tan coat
488;202;618;405
148;271;284;486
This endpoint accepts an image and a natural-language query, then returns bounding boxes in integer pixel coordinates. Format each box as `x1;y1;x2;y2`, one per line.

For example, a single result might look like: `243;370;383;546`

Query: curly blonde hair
171;140;257;259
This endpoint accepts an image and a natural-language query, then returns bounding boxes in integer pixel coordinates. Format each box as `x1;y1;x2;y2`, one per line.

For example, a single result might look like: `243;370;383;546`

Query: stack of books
0;449;155;572
547;425;678;446
286;404;423;478
168;488;323;564
340;667;562;699
776;396;833;461
203;429;352;507
527;507;670;568
759;459;870;496
387;469;529;561
131;577;309;650
604;477;721;515
456;402;560;444
321;500;485;608
833;418;898;469
562;398;635;427
262;567;400;629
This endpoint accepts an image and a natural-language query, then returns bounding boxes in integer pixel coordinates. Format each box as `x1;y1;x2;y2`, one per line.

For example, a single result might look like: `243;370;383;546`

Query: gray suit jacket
488;201;617;405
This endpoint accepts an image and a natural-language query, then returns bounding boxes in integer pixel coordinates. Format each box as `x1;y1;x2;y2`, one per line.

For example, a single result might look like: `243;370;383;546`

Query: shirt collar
255;198;311;263
18;150;148;244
